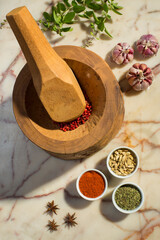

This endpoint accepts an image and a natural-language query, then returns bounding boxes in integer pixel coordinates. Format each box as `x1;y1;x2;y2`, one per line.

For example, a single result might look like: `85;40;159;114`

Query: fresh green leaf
104;28;113;38
43;12;52;21
73;5;85;13
61;27;73;32
72;0;77;6
57;3;61;13
106;14;111;20
90;23;95;29
76;0;83;3
97;17;105;22
98;21;104;31
112;3;123;9
78;14;90;19
53;11;61;25
87;3;102;10
52;6;56;13
85;11;93;17
63;12;75;23
92;12;99;24
60;3;66;11
42;22;49;28
85;0;92;5
63;0;71;7
112;8;122;15
103;3;108;13
57;2;66;13
52;25;58;32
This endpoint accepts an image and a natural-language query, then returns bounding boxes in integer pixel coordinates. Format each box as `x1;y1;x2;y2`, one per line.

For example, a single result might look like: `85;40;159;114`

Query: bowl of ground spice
112;182;144;214
76;169;108;201
106;146;139;178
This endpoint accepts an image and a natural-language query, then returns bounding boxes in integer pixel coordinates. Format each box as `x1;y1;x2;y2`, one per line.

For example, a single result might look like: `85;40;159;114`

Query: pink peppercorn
59;100;92;132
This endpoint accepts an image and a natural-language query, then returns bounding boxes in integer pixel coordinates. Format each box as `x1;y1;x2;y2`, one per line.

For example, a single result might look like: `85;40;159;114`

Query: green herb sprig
39;0;123;38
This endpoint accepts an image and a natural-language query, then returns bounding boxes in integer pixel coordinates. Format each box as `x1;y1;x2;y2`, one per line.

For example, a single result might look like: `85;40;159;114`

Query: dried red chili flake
59;100;92;132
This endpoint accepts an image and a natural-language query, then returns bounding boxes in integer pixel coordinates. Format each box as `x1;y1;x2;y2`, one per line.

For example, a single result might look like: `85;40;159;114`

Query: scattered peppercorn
115;185;141;210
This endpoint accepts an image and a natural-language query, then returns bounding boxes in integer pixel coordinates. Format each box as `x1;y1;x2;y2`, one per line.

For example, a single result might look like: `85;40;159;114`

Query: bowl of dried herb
76;169;108;201
112;182;144;214
106;146;139;178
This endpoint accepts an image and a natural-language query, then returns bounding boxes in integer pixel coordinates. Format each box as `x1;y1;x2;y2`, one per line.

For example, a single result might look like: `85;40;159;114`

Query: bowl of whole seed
112;182;144;214
106;146;139;178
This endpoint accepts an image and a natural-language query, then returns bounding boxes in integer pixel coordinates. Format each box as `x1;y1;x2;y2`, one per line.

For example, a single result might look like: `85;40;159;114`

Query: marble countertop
0;0;160;239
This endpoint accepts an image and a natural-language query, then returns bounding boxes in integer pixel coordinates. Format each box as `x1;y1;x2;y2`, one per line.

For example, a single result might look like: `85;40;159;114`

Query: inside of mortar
25;59;106;141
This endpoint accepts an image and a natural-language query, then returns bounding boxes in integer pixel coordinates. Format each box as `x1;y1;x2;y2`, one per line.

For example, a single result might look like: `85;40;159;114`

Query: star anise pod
45;201;59;215
63;213;77;228
46;220;59;231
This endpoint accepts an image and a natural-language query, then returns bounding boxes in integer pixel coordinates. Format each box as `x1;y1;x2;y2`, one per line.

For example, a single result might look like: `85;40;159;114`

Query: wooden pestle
6;6;86;122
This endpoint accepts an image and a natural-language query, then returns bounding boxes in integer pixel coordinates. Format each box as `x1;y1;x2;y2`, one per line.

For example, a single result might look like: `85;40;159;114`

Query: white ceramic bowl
112;182;144;214
76;169;108;201
106;146;139;179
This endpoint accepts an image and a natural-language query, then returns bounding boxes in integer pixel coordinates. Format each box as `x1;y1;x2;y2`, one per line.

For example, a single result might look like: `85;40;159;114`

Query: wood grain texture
7;6;85;122
13;45;124;160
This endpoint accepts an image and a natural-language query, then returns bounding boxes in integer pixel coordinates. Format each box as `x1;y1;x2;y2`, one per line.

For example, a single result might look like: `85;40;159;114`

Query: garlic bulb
136;34;159;57
112;42;134;65
126;63;153;91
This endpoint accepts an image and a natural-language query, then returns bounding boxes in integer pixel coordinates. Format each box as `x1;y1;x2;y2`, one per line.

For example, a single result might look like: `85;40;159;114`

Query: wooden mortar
13;45;124;160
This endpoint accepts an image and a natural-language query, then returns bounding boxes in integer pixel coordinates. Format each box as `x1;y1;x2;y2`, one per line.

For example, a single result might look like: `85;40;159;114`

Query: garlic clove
126;63;153;91
114;54;124;64
141;80;150;90
127;53;134;62
136;34;159;57
151;47;158;54
112;42;134;65
128;76;137;86
144;48;154;56
144;68;152;75
139;64;147;71
133;63;140;69
133;82;142;91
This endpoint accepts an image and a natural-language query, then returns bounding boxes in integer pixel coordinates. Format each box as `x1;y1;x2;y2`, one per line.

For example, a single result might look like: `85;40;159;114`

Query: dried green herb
39;0;123;38
115;185;141;210
0;19;7;29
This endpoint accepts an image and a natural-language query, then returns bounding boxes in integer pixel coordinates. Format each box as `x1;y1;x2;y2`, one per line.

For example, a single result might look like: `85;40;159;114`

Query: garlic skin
112;42;134;65
136;34;159;57
126;63;153;91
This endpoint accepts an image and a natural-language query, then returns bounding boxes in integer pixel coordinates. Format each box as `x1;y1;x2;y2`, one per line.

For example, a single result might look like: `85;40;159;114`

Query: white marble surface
0;0;160;239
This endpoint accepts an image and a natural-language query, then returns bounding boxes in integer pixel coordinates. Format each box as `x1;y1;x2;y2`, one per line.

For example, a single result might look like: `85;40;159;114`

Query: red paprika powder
79;171;105;198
